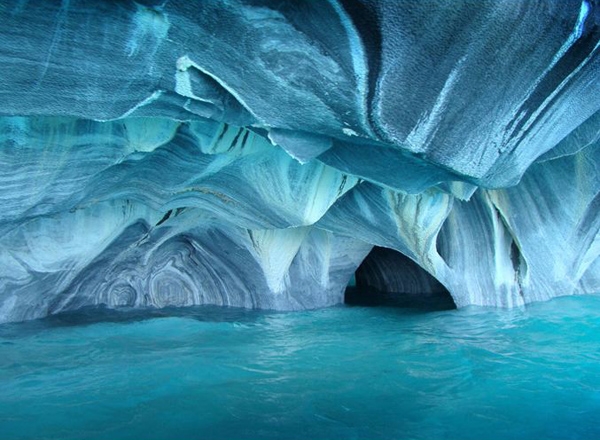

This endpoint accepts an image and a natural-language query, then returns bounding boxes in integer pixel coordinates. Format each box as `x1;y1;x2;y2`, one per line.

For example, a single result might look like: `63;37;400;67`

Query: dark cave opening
345;246;456;310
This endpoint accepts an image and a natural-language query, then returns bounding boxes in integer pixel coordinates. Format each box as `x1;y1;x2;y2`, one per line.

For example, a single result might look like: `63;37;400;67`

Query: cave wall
0;1;598;322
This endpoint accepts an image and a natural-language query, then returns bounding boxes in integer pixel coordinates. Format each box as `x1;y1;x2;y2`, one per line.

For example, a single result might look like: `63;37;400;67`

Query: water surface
1;296;600;439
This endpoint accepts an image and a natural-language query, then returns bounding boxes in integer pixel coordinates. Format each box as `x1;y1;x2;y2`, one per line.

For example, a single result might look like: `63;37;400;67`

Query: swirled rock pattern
0;0;598;322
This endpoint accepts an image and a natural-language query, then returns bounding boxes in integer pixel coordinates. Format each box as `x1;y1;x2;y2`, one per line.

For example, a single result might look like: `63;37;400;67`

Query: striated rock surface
0;0;598;322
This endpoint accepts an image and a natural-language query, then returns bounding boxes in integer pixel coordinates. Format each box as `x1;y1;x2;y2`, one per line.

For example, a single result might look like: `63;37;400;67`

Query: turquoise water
1;296;600;440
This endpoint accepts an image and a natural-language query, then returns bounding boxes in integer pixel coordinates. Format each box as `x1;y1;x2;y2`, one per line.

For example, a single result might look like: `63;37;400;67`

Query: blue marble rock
0;0;598;322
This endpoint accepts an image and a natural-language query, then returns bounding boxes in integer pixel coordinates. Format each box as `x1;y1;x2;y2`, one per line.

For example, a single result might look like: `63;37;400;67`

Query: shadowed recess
345;246;456;310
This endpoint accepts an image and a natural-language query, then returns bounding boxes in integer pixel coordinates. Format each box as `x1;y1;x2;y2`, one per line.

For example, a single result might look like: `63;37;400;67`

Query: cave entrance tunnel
345;246;456;311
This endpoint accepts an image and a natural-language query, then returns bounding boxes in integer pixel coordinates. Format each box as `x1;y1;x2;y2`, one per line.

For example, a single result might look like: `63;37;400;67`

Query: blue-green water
1;296;600;440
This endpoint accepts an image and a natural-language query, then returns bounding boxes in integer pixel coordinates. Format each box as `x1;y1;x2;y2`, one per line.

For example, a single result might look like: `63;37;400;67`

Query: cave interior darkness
345;247;456;310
